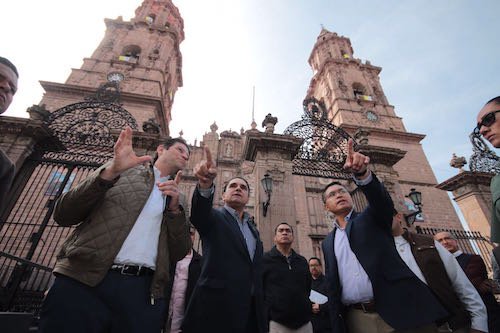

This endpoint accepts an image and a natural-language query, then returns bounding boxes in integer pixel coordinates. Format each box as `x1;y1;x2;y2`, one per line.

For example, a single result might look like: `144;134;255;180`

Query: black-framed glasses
474;110;500;135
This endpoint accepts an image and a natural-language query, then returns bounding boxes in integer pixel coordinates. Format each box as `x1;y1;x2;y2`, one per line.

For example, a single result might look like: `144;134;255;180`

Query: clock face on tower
365;110;379;122
107;72;124;83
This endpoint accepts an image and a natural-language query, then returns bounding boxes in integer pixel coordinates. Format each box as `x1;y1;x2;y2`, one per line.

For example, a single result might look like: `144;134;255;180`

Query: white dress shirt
334;213;374;305
393;235;488;332
114;167;168;269
334;171;375;305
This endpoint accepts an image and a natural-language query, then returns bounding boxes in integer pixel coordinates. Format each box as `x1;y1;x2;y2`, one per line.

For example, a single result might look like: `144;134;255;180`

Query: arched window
352;82;372;101
119;45;141;64
352;82;365;97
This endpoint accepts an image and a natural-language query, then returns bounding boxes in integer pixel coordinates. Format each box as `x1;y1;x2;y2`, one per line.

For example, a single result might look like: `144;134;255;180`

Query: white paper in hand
309;289;328;304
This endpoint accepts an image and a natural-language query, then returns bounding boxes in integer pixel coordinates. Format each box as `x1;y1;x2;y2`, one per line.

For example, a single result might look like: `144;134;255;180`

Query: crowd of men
1;55;499;332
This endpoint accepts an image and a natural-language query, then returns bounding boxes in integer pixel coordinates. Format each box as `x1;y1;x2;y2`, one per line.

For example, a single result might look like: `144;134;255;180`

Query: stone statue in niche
224;143;233;157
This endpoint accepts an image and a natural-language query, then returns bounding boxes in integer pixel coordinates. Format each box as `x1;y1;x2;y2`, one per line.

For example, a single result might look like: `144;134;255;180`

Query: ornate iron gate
0;95;138;314
283;97;354;179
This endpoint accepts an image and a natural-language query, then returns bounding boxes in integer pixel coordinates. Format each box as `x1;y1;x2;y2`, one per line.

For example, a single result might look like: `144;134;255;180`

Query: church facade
0;0;464;304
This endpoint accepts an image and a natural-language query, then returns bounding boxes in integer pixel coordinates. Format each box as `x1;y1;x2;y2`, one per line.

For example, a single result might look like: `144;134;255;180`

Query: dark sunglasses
474;110;500;135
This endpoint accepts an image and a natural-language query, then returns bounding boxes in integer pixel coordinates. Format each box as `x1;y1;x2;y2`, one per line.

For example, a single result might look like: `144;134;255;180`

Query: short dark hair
162;137;190;154
485;96;500;106
223;177;250;195
274;222;293;235
322;181;345;203
153;137;189;163
0;57;19;78
309;257;322;266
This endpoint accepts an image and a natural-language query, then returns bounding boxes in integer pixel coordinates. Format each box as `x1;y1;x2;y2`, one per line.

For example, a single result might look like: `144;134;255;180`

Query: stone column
0;116;51;171
243;131;302;250
437;172;493;238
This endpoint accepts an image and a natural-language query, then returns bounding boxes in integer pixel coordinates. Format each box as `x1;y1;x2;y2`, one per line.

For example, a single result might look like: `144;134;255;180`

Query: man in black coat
263;222;312;332
182;147;265;333
321;139;449;333
309;257;332;333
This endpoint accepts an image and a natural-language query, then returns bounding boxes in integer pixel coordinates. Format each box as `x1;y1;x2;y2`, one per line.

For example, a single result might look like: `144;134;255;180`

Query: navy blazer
182;188;266;333
321;174;449;332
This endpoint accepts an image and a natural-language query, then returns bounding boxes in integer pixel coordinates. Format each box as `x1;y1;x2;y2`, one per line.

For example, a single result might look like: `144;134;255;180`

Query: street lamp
261;173;273;217
405;188;422;224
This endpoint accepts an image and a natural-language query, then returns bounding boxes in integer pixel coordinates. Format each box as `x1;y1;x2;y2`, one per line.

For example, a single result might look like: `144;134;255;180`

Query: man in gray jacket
39;126;192;333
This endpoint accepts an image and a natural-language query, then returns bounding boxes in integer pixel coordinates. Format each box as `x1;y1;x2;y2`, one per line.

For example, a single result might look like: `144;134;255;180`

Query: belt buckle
120;264;140;276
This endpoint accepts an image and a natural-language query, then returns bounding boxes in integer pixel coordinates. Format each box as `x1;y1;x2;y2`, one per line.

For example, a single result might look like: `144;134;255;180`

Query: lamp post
404;188;422;224
261;173;273;217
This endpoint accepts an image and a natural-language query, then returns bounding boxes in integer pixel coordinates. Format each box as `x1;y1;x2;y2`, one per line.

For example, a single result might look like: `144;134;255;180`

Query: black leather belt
349;300;376;313
110;264;155;276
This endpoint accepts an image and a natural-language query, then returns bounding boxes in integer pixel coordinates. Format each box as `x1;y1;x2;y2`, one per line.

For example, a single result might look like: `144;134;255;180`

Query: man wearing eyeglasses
321;139;448;333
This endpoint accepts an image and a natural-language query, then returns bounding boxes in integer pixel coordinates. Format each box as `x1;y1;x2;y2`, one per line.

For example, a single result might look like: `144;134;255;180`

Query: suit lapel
345;211;357;237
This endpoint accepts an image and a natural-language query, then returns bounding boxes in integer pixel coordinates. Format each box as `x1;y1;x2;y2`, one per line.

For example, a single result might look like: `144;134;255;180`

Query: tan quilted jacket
52;163;191;299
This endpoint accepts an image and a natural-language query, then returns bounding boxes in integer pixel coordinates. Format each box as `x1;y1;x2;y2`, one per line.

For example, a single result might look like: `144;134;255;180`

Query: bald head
434;231;459;253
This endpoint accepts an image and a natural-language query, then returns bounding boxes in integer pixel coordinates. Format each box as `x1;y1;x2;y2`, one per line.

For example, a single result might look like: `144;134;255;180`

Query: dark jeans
39;271;166;333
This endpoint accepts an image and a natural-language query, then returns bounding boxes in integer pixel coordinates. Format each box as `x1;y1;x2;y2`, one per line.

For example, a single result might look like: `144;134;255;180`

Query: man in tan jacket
39;127;192;333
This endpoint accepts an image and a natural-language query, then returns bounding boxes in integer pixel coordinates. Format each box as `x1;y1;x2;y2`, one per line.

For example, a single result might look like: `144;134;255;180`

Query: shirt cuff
353;170;372;186
198;184;215;198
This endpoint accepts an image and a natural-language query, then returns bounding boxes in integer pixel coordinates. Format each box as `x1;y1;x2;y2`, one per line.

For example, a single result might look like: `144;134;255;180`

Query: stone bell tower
306;28;461;229
37;0;184;135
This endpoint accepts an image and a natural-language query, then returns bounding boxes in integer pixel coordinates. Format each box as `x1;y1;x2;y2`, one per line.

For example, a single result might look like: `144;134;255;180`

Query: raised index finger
204;146;214;168
346;138;354;159
174;170;182;185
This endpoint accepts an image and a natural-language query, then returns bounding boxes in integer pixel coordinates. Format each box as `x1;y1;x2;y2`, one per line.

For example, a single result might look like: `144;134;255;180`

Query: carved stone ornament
450;153;467;172
142;118;160;134
354;127;370;145
262;113;278;133
27;104;51;121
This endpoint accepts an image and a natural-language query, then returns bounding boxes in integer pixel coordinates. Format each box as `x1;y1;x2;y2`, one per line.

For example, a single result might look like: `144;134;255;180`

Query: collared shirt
198;185;257;260
114;167;168;268
224;204;256;261
168;250;193;333
452;250;463;258
334;210;374;305
394;236;488;332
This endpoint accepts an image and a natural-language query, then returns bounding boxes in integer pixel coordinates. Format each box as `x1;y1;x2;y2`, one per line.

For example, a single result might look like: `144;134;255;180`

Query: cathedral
0;0;474;314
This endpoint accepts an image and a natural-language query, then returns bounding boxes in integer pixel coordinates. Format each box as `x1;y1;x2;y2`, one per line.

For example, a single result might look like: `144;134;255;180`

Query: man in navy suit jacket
321;139;449;333
182;146;266;333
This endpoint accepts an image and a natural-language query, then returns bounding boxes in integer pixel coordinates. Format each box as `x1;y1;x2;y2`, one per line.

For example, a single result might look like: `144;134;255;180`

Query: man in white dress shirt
321;139;449;333
392;209;487;333
39;127;192;333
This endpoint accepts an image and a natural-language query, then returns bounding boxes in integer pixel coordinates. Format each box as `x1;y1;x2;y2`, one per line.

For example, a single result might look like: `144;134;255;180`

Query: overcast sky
2;0;499;185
